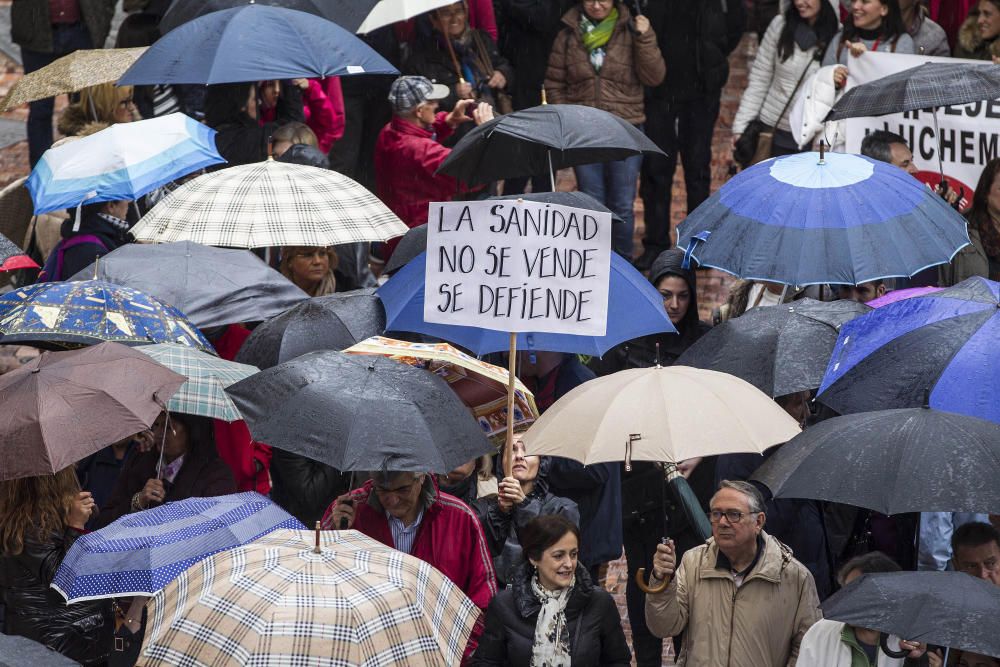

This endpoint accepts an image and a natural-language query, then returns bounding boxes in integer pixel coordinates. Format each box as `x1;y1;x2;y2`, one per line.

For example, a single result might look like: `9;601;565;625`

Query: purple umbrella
866;286;943;309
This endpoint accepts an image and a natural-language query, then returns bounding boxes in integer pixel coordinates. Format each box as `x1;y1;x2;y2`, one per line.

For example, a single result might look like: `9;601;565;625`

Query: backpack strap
38;234;108;282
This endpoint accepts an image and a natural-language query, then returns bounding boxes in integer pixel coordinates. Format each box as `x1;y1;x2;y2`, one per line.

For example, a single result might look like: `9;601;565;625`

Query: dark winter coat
11;0;116;53
495;0;577;109
0;528;113;665
544;4;666;124
953;13;1000;60
55;210;131;281
205;82;304;168
645;0;745;102
269;449;349;526
473;563;631;666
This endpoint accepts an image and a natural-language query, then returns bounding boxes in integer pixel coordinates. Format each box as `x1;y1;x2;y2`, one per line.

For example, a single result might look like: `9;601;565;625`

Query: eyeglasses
117;98;134;107
373;478;420;496
583;0;613;6
708;510;759;524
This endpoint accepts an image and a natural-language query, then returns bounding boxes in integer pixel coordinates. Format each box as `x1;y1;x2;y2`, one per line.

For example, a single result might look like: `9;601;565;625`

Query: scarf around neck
580;7;618;72
530;572;575;667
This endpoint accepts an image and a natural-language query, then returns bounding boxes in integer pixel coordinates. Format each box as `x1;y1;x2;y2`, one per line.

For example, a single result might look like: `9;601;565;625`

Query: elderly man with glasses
644;480;821;667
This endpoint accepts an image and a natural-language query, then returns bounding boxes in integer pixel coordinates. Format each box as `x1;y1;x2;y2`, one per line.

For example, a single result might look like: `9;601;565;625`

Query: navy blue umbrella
676;151;970;286
119;6;399;86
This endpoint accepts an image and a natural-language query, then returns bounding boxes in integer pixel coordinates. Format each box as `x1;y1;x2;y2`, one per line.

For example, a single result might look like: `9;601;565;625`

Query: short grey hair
717;480;766;514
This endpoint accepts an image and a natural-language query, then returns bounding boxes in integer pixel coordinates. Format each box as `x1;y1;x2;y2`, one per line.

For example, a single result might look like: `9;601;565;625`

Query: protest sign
424;199;613;336
844;52;1000;198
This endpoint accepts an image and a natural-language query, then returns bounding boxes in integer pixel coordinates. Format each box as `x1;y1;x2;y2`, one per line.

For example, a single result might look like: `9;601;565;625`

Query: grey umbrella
0;634;81;666
234;289;385;369
752;406;1000;514
225;352;493;473
821;571;1000;659
70;241;308;330
676;298;869;397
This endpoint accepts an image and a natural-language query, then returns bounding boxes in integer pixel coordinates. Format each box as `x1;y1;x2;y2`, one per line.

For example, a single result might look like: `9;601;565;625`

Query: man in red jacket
322;471;497;662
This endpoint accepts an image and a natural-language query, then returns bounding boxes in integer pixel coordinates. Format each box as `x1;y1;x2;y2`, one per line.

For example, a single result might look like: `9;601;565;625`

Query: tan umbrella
0;48;147;112
138;529;479;666
521;365;801;467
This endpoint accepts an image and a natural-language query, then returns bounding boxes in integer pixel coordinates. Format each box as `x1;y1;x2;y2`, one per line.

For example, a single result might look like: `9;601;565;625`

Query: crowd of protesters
1;0;1000;666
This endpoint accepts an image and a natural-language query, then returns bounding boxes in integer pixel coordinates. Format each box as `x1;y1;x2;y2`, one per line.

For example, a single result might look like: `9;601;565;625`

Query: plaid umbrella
0;280;214;353
138;529;478;666
130;161;408;248
53;492;303;602
0;232;37;272
135;344;258;421
0;48;147;112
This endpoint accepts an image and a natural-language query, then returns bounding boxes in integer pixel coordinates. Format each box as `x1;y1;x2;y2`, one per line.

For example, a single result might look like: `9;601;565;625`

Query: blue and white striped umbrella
52;492;304;602
26;113;225;215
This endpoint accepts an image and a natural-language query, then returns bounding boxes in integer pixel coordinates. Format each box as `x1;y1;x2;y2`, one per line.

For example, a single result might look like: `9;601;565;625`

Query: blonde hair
77;83;135;124
272;122;318;148
279;246;339;296
0;468;80;555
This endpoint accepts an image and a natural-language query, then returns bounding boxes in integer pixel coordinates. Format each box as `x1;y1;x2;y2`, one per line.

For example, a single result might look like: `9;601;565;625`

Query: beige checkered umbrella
138;529;479;666
0;48;147;112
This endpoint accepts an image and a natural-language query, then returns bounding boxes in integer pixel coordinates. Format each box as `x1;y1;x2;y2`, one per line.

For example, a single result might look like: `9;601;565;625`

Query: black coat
11;0;115;53
0;528;113;665
269;449;350;527
495;0;576;109
473;563;630;666
54;211;131;282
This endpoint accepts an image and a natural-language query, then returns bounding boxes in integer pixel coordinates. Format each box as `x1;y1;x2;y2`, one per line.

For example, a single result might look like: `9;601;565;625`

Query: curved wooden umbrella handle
635;568;671;594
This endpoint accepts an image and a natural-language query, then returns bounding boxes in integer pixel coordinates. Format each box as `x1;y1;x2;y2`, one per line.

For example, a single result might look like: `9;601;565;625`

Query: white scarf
530;572;574;667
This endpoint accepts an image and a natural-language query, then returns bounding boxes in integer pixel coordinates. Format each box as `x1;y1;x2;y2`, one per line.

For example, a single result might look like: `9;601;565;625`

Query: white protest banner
424;199;613;335
844;51;1000;198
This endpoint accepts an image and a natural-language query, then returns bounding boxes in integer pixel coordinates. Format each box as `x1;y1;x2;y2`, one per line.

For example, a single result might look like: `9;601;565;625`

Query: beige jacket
939;227;990;287
645;532;821;667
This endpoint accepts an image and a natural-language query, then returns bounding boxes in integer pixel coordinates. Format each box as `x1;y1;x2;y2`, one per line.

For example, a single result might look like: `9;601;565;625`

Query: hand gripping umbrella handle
879;634;909;660
636;537;672;594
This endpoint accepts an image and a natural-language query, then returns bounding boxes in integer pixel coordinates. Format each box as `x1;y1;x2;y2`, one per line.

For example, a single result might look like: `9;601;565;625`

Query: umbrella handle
879;633;909;660
635;568;670;594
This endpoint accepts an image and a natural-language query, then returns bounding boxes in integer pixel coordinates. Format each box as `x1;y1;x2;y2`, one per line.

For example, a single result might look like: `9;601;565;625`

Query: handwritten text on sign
424;200;612;335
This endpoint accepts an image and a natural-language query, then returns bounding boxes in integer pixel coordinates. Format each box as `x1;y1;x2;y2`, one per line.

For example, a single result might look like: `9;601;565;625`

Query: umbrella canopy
675;151;971;286
0;47;146;112
521;365;801;466
119;5;399;86
676;298;870;397
752;407;1000;514
0;342;184;481
26;114;225;215
821;571;1000;659
866;285;943;308
437;104;664;185
158;0;372;34
138;529;478;666
69;241;308;329
827;62;1000;121
0;231;38;272
134;344;258;421
0;634;81;666
52;492;303;602
817;277;1000;422
378;251;675;356
0;177;34;257
226;352;493;473
130;161;407;248
0;280;214;352
235;289;386;369
344;335;539;442
358;0;458;33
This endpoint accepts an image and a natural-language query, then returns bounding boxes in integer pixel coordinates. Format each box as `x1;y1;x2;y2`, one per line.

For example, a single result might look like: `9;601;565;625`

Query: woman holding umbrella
57;83;139;137
0;468;113;665
823;0;915;83
544;0;665;258
279;246;338;297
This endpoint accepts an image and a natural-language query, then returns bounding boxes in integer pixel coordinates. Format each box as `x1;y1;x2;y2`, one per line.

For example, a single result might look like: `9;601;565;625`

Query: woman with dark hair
824;0;914;77
733;0;840;159
954;0;1000;60
0;468;113;665
474;514;630;666
945;157;1000;283
204;82;303;167
95;412;235;527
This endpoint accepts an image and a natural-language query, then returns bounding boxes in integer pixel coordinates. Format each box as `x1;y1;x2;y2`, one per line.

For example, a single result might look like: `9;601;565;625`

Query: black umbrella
234;289;385;369
676;298;869;397
225;352;493;473
0;633;81;666
822;571;1000;659
70;241;308;330
159;0;377;34
436;104;664;188
751;407;1000;515
384;191;624;274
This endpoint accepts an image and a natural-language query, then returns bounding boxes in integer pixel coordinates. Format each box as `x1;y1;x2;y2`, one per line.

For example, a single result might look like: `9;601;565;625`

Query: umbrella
0;634;81;666
119;6;399;86
138;529;479;666
344;335;539;443
0;47;146;112
130;161;408;248
378;251;675;356
159;0;370;34
384;191;624;274
752;407;1000;514
436;104;664;188
134;344;258;421
0;177;34;254
521;365;801;466
821;571;1000;659
235;289;386;369
675;150;971;286
0;342;184;481
866;285;943;308
817;277;1000;422
52;492;303;602
0;280;214;352
225;352;493;473
69;241;308;330
0;231;38;272
358;0;462;33
675;298;870;397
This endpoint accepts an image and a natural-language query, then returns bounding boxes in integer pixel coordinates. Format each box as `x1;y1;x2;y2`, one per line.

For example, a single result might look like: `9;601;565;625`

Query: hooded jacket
645;532;821;667
473;563;631;666
54;210;131;281
954;12;1000;60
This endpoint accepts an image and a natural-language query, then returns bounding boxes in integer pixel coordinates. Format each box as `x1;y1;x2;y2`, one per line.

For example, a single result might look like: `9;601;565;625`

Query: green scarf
580;7;618;53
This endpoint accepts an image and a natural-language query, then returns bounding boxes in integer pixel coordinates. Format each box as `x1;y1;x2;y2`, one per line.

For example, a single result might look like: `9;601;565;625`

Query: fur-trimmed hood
957;13;1000;59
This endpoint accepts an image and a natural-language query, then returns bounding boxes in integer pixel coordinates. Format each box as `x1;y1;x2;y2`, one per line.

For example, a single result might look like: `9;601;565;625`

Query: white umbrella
357;0;457;33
